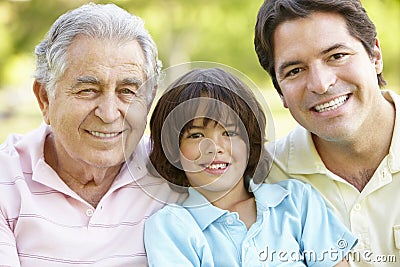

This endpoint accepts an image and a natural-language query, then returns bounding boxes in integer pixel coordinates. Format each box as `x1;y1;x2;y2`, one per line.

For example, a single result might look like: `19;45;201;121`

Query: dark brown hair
254;0;386;95
149;68;269;189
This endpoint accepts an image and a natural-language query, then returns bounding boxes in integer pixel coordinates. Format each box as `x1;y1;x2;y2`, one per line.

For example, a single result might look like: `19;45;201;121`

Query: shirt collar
250;179;289;210
382;90;400;172
182;187;228;231
286;125;326;175
181;181;290;230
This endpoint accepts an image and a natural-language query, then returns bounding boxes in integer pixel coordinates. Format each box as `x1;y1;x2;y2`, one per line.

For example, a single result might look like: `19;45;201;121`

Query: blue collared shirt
144;179;357;266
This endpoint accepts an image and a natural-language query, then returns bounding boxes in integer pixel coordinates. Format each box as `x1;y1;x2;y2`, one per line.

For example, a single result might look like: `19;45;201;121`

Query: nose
94;93;121;123
307;63;336;95
199;137;225;155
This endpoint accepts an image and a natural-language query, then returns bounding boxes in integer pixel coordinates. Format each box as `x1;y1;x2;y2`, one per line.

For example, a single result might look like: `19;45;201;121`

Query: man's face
273;12;383;142
42;35;149;168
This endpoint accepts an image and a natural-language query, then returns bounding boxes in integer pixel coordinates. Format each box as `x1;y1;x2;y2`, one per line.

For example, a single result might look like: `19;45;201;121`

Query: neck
211;183;253;211
196;179;256;229
44;134;122;207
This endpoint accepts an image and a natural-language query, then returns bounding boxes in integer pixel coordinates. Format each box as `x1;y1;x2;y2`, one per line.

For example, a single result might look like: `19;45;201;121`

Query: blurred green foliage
0;0;399;142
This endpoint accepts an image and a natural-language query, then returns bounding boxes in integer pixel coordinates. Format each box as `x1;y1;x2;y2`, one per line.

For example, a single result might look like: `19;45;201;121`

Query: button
353;203;361;211
86;209;94;217
226;217;234;225
381;169;390;181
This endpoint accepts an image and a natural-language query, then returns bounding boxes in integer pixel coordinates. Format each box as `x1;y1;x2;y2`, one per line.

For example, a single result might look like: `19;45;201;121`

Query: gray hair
34;3;162;102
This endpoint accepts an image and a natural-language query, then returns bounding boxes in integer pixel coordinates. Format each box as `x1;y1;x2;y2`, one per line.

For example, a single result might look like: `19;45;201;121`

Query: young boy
145;67;356;266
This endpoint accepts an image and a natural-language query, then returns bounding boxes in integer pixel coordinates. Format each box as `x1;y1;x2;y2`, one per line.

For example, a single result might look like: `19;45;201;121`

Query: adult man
0;3;182;266
254;0;399;266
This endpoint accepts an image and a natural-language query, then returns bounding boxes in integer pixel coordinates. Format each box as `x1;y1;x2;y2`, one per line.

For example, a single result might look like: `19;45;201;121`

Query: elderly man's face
42;35;149;168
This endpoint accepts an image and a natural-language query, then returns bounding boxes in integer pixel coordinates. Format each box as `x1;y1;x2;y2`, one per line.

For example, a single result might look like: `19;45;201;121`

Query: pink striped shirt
0;124;184;266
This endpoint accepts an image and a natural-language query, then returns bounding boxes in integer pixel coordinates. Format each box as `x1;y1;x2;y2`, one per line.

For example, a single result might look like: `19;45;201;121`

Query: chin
87;155;125;169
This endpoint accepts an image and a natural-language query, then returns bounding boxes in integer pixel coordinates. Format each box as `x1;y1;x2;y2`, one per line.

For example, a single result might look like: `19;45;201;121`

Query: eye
119;88;137;102
224;130;239;137
285;67;303;78
329;53;348;61
120;88;135;95
75;88;99;98
79;88;97;93
187;132;204;139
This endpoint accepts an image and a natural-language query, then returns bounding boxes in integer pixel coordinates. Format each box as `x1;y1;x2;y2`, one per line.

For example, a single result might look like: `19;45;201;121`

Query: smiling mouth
204;163;229;170
88;131;121;138
313;95;349;113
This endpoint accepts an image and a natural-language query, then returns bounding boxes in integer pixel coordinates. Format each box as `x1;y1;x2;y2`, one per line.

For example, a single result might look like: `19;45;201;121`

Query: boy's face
273;12;383;142
179;118;248;199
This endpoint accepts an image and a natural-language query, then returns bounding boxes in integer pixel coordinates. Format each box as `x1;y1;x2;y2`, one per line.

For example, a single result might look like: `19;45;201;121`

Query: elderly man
255;0;399;266
0;3;182;266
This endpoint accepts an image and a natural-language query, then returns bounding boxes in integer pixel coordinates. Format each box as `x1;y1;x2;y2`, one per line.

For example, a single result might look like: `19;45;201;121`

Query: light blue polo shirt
144;179;357;266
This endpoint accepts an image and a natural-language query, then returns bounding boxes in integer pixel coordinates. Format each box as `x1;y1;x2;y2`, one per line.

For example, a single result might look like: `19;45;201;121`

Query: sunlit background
1;0;399;142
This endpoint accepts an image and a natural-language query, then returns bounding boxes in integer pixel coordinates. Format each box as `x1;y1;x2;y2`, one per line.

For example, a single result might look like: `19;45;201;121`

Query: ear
279;94;289;109
372;38;383;75
33;80;50;124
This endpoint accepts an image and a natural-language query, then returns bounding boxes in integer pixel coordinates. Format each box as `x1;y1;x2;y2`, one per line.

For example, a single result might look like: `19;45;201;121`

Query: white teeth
314;95;349;112
89;131;119;138
205;163;228;170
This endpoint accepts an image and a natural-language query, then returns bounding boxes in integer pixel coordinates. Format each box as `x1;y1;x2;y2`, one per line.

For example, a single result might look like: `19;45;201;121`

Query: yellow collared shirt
266;90;400;266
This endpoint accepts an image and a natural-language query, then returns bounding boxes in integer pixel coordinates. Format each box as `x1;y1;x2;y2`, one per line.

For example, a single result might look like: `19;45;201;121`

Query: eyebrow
189;122;237;129
74;76;143;87
277;43;351;78
76;76;100;85
120;77;143;87
188;125;204;130
277;60;302;78
321;43;349;55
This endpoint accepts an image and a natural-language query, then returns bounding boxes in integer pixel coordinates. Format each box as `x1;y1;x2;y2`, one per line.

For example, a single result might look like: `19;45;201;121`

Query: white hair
34;3;161;103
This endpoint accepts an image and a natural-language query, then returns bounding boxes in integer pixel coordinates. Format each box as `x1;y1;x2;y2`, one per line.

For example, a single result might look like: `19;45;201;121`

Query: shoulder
266;126;309;156
274;180;331;217
0;133;26;179
0;133;23;157
277;179;323;204
145;204;200;238
0;124;50;178
274;179;312;195
256;180;322;210
146;204;194;226
265;126;307;175
253;179;311;208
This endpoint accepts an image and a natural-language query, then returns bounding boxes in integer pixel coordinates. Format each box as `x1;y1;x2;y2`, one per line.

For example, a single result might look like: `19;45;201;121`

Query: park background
0;0;399;142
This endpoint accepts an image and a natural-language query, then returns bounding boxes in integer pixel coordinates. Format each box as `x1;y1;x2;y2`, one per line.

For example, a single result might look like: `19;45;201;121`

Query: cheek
48;101;83;130
233;141;248;161
125;103;148;129
280;87;305;112
179;147;202;174
179;142;200;162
